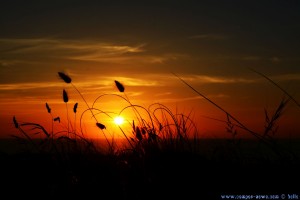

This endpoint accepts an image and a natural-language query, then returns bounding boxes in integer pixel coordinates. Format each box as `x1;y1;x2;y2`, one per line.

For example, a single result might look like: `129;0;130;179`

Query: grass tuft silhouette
8;70;300;199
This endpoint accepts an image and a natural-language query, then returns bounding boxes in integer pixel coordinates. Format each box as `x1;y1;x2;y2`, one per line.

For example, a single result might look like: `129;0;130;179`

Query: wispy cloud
178;73;300;84
3;71;297;93
109;77;159;87
180;75;258;84
158;93;229;103
271;73;300;81
241;56;282;63
0;82;61;90
0;38;144;53
0;38;187;66
0;38;145;61
0;76;161;92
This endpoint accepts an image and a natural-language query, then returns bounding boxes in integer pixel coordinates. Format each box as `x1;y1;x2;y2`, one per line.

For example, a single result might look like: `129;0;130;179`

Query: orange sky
1;1;300;139
2;70;300;139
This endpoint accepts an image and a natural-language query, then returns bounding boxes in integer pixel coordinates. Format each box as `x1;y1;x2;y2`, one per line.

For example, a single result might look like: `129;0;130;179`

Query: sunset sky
1;0;300;139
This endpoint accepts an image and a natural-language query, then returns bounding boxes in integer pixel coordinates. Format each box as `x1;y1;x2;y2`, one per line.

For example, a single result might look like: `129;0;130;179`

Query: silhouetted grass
7;71;300;199
173;72;298;159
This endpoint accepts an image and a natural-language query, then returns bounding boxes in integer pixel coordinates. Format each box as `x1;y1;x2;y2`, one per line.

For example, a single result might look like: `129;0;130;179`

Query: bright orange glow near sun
114;116;124;125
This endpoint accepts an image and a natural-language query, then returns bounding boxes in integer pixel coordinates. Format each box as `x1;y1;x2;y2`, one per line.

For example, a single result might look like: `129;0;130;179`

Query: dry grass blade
73;102;78;113
96;123;106;130
173;72;293;156
20;122;50;137
115;80;125;92
172;72;264;140
45;103;51;113
13;116;19;128
249;68;300;108
58;72;72;84
63;89;69;103
132;120;135;131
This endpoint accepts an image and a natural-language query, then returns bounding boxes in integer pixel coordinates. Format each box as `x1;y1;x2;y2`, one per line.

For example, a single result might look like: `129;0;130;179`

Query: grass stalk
172;72;287;156
249;68;300;108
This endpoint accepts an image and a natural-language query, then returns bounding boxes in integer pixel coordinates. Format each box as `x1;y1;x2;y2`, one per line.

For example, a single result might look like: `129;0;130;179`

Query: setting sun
114;116;124;125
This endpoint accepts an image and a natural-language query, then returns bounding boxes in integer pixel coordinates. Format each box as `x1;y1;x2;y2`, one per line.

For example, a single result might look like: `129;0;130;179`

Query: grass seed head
115;80;125;92
58;72;72;84
45;103;51;113
54;117;61;123
96;123;106;130
63;89;69;103
73;102;78;113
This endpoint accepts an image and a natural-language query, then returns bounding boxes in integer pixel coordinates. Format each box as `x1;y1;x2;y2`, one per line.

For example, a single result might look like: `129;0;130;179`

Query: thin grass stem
249;68;300;108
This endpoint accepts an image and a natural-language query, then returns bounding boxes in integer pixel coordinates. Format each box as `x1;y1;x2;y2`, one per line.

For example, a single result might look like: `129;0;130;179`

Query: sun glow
114;116;124;125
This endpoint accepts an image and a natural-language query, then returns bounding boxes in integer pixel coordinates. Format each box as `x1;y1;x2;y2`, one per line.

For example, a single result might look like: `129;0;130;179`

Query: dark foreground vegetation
1;138;299;199
2;71;299;199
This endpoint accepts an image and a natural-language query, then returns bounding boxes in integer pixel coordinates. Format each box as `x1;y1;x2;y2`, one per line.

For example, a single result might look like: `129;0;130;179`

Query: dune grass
9;71;300;198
